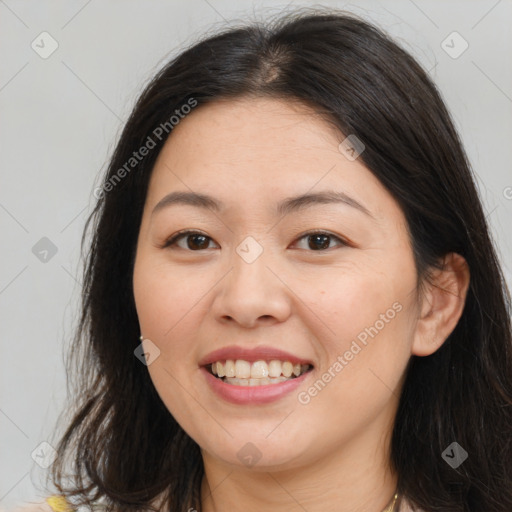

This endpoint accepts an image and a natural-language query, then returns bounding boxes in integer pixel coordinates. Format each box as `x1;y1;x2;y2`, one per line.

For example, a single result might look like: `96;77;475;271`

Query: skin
132;97;470;512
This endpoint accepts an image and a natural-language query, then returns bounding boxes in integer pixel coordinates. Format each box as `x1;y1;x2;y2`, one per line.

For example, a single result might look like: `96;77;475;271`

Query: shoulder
399;495;428;512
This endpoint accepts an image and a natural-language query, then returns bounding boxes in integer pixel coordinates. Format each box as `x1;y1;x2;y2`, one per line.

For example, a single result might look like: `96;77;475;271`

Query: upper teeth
210;359;310;379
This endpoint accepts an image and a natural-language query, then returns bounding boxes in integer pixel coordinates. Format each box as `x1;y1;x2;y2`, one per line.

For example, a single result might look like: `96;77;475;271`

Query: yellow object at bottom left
45;496;73;512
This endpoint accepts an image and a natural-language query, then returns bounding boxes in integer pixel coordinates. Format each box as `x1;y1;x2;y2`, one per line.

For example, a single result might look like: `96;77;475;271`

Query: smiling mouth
207;359;313;386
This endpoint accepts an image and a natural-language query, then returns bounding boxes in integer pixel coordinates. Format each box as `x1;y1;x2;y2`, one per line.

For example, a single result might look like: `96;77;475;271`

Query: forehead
144;97;401;224
160;97;342;162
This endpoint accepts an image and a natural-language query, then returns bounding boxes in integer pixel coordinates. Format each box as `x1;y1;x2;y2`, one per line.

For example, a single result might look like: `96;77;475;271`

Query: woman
17;7;512;512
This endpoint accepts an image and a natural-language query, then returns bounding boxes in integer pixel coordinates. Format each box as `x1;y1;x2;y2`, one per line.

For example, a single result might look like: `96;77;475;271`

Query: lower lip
201;367;312;405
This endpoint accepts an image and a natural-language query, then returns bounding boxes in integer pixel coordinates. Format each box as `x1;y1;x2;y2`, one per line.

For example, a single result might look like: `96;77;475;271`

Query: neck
200;422;398;512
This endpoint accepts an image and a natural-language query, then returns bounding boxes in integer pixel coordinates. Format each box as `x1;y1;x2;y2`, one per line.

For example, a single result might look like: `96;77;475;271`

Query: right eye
162;230;218;251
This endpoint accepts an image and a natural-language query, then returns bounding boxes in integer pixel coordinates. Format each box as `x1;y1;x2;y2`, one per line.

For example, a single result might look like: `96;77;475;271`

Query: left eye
162;230;347;251
293;231;347;251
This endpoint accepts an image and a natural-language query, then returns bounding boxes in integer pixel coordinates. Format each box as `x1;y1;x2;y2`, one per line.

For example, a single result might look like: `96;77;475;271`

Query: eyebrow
151;190;375;219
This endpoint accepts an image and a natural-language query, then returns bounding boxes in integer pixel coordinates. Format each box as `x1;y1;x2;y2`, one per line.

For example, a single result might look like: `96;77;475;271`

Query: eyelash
161;229;349;251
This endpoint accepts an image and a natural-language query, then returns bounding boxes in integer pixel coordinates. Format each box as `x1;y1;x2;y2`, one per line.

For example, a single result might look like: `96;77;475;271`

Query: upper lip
199;345;314;367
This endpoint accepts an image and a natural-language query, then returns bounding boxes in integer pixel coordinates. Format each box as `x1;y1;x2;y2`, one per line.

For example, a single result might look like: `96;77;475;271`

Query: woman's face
133;97;421;471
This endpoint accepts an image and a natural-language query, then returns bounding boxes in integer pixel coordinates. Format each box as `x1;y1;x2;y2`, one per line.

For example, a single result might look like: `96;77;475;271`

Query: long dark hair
46;7;512;512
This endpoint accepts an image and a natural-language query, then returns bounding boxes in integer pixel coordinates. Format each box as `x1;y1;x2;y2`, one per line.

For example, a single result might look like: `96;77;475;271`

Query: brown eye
294;231;347;251
163;230;216;251
162;230;347;252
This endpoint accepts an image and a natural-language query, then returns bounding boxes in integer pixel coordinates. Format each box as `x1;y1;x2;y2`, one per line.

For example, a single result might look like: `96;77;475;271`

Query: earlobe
412;253;470;357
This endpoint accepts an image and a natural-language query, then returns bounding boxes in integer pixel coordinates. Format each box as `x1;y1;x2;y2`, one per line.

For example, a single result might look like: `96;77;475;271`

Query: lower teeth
222;376;295;386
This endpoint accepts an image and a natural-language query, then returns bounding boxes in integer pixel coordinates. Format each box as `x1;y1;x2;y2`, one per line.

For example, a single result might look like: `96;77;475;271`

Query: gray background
1;0;511;509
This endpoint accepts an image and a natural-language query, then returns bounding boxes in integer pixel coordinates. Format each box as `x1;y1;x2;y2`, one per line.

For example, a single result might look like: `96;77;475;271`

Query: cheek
133;256;206;338
132;255;220;402
301;260;404;336
299;258;415;381
133;256;207;422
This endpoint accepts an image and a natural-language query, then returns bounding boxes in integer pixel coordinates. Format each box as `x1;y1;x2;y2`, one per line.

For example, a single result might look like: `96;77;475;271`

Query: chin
199;434;311;472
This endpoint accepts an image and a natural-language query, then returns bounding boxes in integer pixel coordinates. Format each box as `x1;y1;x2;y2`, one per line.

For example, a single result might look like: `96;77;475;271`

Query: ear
412;252;470;357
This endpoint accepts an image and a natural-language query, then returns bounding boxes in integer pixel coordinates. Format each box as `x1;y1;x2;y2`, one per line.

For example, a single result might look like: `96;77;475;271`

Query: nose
211;246;292;329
